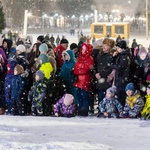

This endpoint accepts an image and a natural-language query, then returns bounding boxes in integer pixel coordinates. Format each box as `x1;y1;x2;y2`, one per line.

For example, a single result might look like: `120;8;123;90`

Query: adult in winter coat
56;35;60;46
27;42;40;71
94;38;115;104
9;65;26;115
50;35;55;44
136;47;150;85
0;48;8;109
4;59;17;114
73;43;94;116
54;93;76;117
116;35;121;44
59;50;76;95
27;42;41;89
131;39;137;49
120;83;144;118
112;40;131;106
28;70;47;116
0;38;12;58
37;35;44;44
129;47;150;95
54;39;69;73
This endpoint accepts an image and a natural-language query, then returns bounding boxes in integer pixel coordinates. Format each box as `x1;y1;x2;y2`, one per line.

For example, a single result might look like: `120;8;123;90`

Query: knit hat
92;39;103;49
37;35;44;43
36;70;44;80
103;38;115;48
63;94;74;106
125;83;135;92
39;54;49;64
7;59;17;73
116;40;127;49
60;39;69;44
138;47;147;56
106;86;117;97
14;64;24;75
39;43;48;53
11;47;16;53
16;44;26;53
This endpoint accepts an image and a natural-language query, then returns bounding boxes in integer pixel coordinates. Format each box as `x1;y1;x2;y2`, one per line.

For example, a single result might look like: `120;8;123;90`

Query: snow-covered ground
1;32;149;150
0;115;150;150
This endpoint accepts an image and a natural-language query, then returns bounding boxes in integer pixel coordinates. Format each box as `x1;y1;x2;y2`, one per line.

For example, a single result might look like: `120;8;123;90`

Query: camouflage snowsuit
28;80;47;116
99;97;123;118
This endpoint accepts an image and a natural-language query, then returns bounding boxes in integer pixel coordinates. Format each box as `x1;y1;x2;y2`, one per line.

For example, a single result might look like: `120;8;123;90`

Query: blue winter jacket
10;74;25;100
59;50;76;93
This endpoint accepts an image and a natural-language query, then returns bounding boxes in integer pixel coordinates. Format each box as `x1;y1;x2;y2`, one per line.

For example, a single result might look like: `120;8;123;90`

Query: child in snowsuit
59;50;76;94
4;59;17;114
38;53;53;115
99;86;123;118
121;83;144;118
28;70;47;116
141;84;150;120
10;64;26;115
38;53;53;80
54;94;76;117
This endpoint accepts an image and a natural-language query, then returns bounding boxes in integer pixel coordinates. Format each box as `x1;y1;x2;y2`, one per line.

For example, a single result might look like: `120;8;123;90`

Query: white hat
16;44;26;53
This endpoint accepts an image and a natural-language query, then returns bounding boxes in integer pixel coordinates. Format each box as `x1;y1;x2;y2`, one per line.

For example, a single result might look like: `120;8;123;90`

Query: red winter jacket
54;44;66;69
73;43;94;92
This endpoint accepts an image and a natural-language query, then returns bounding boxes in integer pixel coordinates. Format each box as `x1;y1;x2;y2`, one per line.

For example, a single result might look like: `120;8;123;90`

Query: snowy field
0;32;149;150
0;115;150;150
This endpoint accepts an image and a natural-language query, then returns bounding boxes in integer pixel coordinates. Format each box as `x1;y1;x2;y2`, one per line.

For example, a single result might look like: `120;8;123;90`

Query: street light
42;14;48;34
23;10;32;36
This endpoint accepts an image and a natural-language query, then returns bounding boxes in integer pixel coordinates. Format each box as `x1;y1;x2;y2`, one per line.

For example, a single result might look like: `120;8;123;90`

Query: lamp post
94;10;98;23
23;10;32;36
23;10;28;36
42;14;48;34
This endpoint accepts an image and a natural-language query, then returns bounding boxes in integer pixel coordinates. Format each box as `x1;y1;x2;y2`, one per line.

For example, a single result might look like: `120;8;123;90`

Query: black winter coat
95;51;113;90
113;50;130;90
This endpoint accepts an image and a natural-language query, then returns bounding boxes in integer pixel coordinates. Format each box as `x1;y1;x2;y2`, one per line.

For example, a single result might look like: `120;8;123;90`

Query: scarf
126;94;141;108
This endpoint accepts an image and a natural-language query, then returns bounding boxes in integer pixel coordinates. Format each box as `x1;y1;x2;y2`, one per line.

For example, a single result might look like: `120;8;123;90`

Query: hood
3;39;13;50
63;94;74;106
79;43;93;59
62;50;75;63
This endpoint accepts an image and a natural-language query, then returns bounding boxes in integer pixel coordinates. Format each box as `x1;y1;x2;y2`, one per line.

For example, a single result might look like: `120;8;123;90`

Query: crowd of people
0;32;149;120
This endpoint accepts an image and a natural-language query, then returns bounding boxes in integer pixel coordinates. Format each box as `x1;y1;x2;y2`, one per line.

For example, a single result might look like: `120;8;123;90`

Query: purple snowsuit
54;94;76;117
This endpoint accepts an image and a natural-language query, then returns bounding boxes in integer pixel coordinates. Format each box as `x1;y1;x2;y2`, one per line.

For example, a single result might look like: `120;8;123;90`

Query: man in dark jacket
113;40;131;106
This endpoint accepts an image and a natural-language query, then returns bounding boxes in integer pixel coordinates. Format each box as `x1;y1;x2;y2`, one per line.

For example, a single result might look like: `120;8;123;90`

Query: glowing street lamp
23;10;32;36
42;14;48;33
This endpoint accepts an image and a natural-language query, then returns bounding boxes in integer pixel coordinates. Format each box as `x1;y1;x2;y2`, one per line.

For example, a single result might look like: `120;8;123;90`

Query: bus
91;22;129;39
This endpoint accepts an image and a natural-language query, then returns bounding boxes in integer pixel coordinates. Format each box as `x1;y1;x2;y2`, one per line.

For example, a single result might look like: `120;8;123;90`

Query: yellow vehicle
91;22;129;39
